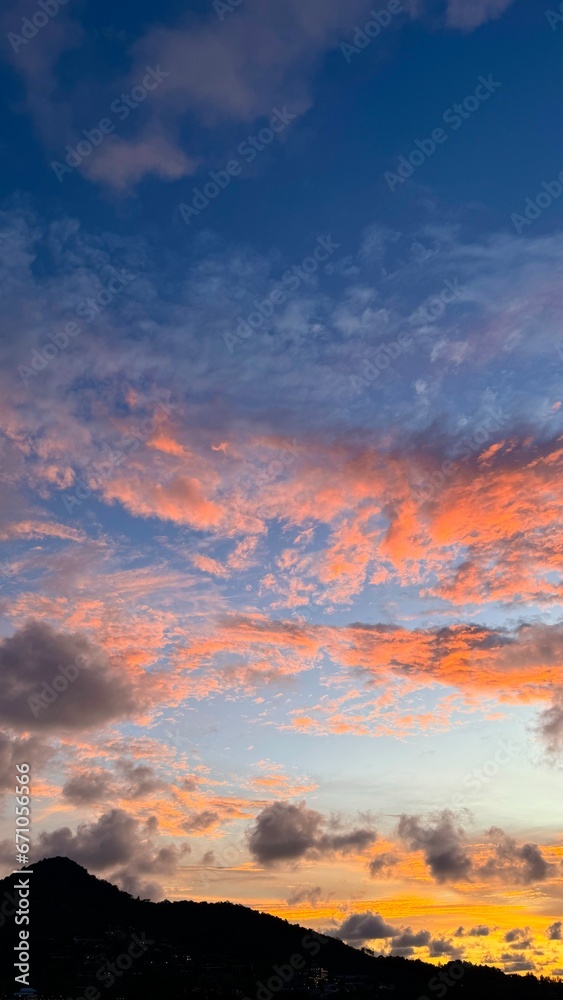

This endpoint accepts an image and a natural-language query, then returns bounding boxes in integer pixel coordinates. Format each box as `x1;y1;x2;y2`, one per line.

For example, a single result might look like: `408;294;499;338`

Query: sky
0;0;562;980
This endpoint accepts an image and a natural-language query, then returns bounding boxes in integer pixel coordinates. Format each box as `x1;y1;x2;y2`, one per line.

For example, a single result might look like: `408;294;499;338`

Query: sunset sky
0;0;562;980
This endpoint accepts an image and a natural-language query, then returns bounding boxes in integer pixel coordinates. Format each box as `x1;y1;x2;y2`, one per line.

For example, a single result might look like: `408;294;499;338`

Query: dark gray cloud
429;937;462;958
0;621;138;732
393;928;431;948
247;801;376;865
62;769;114;804
178;775;199;792
501;956;535;973
397;810;472;883
547;921;562;940
116;760;167;799
388;926;434;958
368;852;398;877
287;885;324;906
335;914;436;953
0;731;48;791
37;808;140;869
336;912;397;944
468;925;490;936
508;937;533;950
33;808;190;899
505;927;529;943
181;810;221;833
0;840;14;865
480;829;555;884
110;840;191;899
62;760;167;805
535;690;563;756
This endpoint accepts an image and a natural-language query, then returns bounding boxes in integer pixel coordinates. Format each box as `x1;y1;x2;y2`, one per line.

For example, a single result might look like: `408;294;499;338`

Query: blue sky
0;0;562;978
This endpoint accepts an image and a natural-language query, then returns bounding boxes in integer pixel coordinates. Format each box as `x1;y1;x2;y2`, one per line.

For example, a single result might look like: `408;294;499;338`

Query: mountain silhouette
0;857;560;999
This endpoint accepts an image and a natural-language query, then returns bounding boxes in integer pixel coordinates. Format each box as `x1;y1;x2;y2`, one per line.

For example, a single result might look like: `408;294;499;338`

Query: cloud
81;132;197;191
501;957;535;973
505;927;529;943
32;808;190;899
287;885;325;906
468;925;490;936
0;621;139;732
0;3;83;151
104;475;224;531
61;760;167;805
367;852;398;877
181;810;222;834
14;0;371;191
547;921;562;940
62;770;114;805
97;423;563;625
336;912;398;944
479;829;555;884
2;212;562;645
444;0;516;31
177;613;563;732
428;937;462;958
393;928;431;948
535;689;563;757
0;731;48;792
246;800;376;865
116;760;167;799
3;0;518;190
508;937;533;951
36;808;139;868
397;810;472;883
